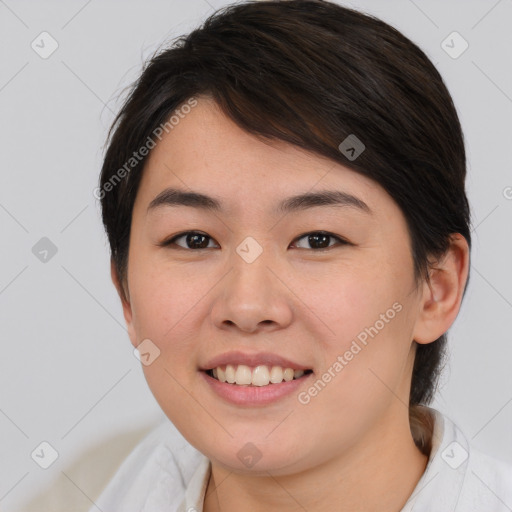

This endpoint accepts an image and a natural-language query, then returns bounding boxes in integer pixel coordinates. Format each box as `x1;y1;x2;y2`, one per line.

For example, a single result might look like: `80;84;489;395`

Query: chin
202;436;308;475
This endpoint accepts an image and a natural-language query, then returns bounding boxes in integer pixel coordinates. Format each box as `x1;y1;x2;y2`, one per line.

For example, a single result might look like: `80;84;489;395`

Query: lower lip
200;370;313;406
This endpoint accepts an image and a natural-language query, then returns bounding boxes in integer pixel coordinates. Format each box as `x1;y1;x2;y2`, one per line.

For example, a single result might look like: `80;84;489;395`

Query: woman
92;1;512;510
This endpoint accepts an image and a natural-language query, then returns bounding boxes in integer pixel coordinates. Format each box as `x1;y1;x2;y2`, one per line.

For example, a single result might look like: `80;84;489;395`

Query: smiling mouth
205;364;313;387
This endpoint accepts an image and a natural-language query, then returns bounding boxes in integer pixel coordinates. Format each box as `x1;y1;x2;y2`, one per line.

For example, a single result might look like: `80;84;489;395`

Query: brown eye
162;231;218;250
292;231;348;250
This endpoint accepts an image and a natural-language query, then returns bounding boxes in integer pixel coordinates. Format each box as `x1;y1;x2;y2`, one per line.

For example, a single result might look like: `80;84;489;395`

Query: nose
209;241;294;334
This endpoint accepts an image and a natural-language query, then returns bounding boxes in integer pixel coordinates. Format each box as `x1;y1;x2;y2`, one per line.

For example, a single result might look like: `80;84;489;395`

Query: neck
204;406;430;512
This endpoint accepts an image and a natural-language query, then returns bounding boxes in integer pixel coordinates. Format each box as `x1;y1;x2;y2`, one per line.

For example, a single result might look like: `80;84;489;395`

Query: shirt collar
177;453;211;512
178;406;470;511
401;406;469;511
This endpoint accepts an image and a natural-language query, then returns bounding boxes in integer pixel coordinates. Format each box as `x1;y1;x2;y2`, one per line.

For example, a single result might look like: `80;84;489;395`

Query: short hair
98;0;472;452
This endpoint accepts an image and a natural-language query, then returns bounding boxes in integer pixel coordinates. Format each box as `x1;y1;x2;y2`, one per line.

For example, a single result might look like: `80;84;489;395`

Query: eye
160;231;219;250
291;231;349;250
159;230;350;251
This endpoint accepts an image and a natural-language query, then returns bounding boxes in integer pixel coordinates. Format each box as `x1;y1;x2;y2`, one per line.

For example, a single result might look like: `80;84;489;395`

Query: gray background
0;0;511;510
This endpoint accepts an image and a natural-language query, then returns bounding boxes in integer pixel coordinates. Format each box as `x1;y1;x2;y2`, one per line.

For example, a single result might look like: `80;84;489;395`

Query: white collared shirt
89;407;512;511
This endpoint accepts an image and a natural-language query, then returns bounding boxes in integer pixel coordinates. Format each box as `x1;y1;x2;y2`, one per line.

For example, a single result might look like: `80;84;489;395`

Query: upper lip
200;351;311;371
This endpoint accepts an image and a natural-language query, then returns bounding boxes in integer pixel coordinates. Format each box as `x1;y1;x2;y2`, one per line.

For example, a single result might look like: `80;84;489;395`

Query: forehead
135;97;389;219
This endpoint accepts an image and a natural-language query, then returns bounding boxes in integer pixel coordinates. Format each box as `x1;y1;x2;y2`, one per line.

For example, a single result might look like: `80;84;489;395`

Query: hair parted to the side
98;0;471;453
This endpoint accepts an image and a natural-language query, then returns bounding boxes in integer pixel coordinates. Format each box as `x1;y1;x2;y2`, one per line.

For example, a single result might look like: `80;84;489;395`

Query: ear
110;259;137;347
413;234;470;344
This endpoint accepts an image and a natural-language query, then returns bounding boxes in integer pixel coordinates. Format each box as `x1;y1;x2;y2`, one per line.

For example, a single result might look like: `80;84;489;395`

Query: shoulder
405;407;512;512
90;416;206;512
431;407;512;510
459;446;512;507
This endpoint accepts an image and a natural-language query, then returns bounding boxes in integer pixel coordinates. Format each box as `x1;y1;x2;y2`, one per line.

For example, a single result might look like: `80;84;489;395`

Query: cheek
307;262;405;345
127;260;200;371
129;264;209;423
304;263;414;398
130;257;198;332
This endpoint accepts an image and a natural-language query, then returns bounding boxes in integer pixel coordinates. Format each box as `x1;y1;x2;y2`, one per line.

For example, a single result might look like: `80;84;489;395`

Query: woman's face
120;96;427;475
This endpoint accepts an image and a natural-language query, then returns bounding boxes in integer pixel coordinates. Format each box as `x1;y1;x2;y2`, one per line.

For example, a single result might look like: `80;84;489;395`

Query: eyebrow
147;187;371;216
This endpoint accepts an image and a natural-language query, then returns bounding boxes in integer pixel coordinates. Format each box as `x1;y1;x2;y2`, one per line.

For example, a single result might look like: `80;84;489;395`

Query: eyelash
159;230;351;251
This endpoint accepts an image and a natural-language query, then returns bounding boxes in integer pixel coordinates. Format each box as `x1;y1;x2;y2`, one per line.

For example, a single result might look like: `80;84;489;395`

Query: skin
112;96;470;511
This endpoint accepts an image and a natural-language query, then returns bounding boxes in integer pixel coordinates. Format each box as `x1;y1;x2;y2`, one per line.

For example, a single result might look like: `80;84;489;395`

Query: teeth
225;364;236;383
209;364;309;386
283;368;294;382
252;365;270;386
235;365;252;385
269;366;283;384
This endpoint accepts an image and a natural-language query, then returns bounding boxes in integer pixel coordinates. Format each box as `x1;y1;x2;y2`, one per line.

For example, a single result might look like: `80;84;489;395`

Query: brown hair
98;0;472;444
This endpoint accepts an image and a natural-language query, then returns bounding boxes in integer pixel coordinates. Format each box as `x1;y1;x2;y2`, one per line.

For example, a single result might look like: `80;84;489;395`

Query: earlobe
110;259;138;347
413;234;470;344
